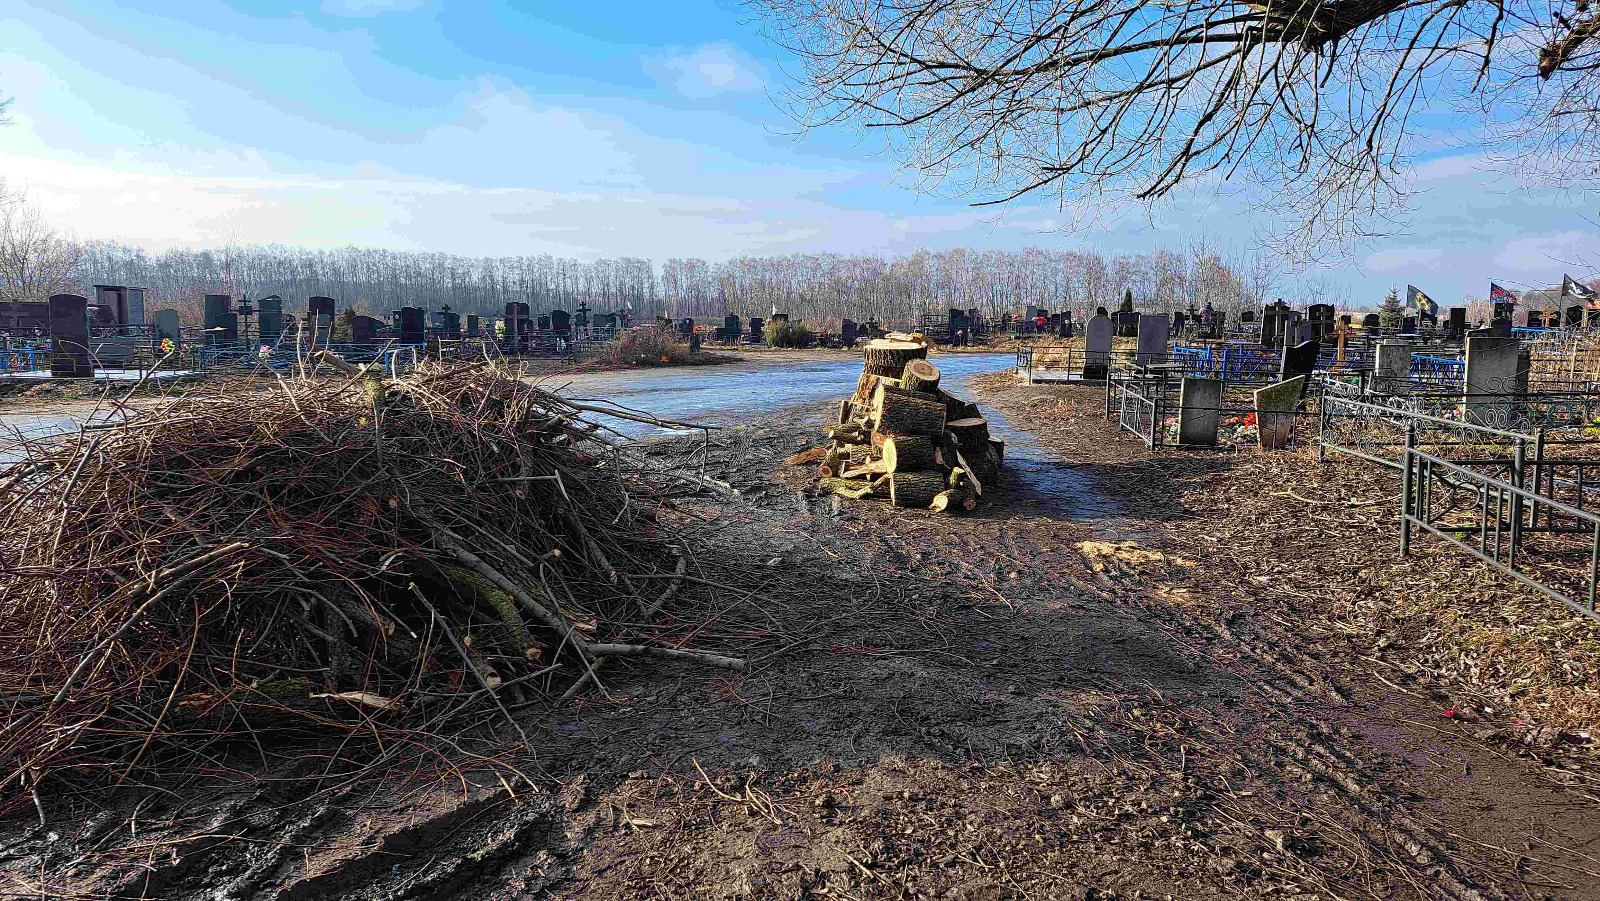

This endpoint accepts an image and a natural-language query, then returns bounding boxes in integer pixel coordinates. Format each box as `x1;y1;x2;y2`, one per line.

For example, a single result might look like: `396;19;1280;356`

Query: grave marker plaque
49;293;91;378
1084;313;1113;379
1373;340;1413;395
1178;377;1222;447
257;296;283;344
1253;376;1306;450
1136;313;1170;366
1280;339;1320;383
1464;335;1526;425
399;307;425;345
152;309;180;344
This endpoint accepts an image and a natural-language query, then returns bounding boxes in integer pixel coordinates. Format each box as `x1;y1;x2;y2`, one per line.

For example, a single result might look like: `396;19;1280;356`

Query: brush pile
815;337;1004;512
0;363;739;812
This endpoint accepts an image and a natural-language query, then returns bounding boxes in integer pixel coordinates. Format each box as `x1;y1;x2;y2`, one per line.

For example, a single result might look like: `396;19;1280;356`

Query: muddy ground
5;371;1600;899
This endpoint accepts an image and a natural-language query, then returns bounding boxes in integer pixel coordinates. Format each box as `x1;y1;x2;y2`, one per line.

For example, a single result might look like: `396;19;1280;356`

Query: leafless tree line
40;238;1288;326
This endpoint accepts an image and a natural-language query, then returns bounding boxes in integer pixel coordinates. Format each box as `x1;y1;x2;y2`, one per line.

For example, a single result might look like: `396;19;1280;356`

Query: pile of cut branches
0;363;740;814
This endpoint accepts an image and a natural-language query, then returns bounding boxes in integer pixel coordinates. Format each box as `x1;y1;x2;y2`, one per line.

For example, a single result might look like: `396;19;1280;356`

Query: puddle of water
0;411;123;465
557;355;1122;522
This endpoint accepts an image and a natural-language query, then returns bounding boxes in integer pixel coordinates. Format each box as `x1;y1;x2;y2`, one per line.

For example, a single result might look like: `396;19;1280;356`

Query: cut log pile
817;339;1005;514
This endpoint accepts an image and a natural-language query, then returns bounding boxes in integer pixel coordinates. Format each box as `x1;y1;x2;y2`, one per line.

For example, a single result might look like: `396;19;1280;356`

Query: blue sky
1;0;1595;304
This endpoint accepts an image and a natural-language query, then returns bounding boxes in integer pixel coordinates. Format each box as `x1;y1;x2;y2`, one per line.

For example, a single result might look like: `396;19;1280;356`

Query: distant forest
67;241;1286;327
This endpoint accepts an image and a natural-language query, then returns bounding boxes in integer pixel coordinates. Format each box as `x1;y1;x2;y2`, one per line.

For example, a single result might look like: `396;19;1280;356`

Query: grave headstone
748;317;765;342
1172;312;1188;332
352;315;382;345
204;294;232;346
308;296;336;322
1253;376;1306;450
1115;310;1139;338
1464;335;1526;425
1178;377;1222;447
1373;340;1413;395
467;314;480;337
841;318;857;346
399;307;426;345
550;309;571;335
771;313;790;323
306;314;327;348
1136;313;1170;365
1527;311;1545;329
1240;311;1255;323
49;293;91;377
1568;304;1585;327
257;296;283;344
1401;315;1417;334
1448;307;1467;336
152;309;180;344
1280;339;1320;382
1363;313;1381;329
537;314;551;332
1084;313;1113;379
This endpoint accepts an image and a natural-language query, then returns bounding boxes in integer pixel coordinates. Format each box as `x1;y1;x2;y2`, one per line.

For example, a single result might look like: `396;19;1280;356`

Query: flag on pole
1490;283;1518;305
1405;285;1437;316
1563;274;1598;307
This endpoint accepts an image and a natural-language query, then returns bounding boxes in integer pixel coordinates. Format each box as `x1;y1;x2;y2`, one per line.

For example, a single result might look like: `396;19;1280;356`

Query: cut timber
873;385;946;438
931;485;977;513
946;417;991;448
818;446;844;478
824;423;865;444
881;435;937;472
821;477;874;498
837;399;854;424
988;438;1005;463
889;470;945;508
841;460;889;479
937;390;981;422
862;340;928;378
852;373;901;407
900;359;942;395
958;446;1001;494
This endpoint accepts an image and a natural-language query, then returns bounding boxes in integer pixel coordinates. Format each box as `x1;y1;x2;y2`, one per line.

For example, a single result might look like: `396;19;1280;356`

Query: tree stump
889;471;944;508
862;339;928;377
873;385;946;437
988;438;1005;464
900;359;942;395
882;435;937;472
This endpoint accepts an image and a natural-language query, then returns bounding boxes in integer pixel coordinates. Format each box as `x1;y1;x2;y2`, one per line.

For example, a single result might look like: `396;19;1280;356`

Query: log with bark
837;399;854;425
937;390;981;423
988;438;1005;464
931;484;977;513
881;435;937;473
873;385;946;438
820;477;875;499
888;470;945;508
900;359;942;395
946;417;992;448
851;373;900;408
818;446;844;478
861;340;928;377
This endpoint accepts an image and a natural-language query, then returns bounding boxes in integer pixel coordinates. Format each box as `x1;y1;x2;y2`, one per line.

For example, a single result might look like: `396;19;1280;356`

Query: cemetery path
6;367;1600;900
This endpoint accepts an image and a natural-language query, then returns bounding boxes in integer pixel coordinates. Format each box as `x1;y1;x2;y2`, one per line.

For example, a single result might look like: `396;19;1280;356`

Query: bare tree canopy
754;0;1600;255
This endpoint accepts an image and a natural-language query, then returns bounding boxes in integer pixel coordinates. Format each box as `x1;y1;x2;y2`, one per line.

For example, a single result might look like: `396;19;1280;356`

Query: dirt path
5;376;1600;899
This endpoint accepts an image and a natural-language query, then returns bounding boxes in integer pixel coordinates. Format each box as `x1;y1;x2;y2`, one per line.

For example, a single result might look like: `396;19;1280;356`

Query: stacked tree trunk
817;340;1005;514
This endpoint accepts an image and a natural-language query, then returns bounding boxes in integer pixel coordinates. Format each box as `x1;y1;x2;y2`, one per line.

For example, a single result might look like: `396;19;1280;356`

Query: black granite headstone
215;312;238;345
352;315;382;344
841;318;857;346
1363;313;1381;329
1402;316;1417;333
1240;311;1254;323
467;314;480;337
308;296;335;321
550;309;571;335
258;295;283;344
1280;339;1320;383
49;293;91;377
399;307;425;345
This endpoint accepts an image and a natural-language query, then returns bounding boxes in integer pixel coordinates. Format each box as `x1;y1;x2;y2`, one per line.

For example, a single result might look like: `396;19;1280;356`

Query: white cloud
321;0;426;16
647;42;763;97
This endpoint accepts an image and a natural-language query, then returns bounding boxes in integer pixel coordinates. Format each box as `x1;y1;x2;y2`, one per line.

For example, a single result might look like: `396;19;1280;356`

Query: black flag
1405;285;1437;316
1563;274;1597;306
